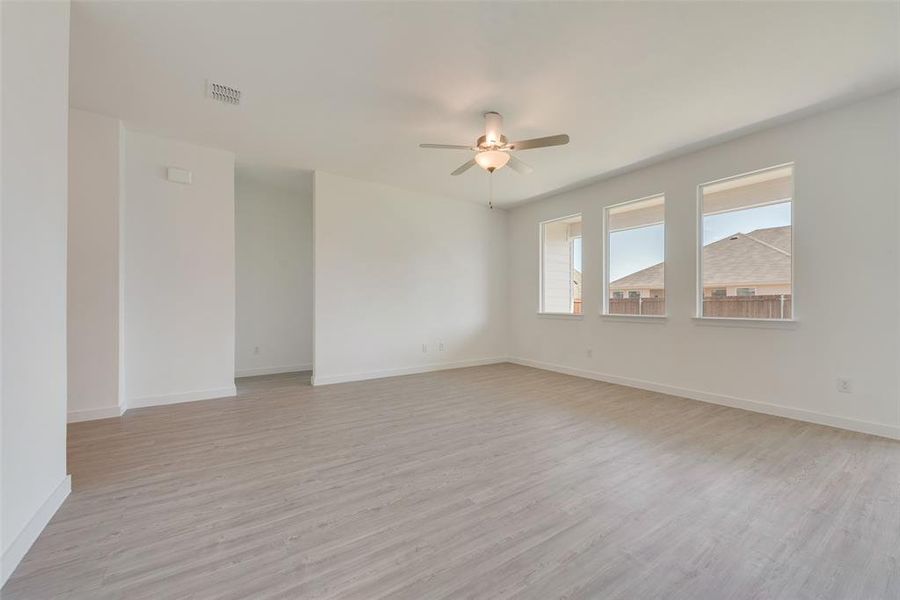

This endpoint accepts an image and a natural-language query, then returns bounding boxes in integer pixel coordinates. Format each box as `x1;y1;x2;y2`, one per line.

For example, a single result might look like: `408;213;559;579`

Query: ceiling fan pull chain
489;172;494;210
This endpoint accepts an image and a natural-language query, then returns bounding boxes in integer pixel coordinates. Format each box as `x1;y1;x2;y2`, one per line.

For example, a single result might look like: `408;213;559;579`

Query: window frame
538;213;583;317
602;193;667;318
695;162;796;322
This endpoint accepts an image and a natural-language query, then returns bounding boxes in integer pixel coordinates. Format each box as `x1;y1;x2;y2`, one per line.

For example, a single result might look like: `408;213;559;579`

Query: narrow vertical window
699;164;793;319
540;214;583;315
604;195;665;316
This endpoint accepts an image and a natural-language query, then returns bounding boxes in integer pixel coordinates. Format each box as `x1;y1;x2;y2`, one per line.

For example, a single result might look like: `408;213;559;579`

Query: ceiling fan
420;112;569;176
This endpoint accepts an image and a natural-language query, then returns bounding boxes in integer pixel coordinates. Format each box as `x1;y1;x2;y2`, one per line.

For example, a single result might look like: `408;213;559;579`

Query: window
604;195;665;316
699;164;793;319
540;214;582;315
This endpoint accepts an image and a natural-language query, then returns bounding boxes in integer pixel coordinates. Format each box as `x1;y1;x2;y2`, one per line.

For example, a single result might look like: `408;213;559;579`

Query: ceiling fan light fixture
475;150;510;172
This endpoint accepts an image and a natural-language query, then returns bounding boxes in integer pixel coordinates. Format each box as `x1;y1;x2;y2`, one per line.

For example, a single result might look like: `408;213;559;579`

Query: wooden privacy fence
702;294;792;319
608;297;666;316
608;295;792;319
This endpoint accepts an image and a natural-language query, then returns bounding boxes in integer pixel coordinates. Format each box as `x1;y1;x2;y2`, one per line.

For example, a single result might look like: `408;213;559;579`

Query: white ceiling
69;1;899;206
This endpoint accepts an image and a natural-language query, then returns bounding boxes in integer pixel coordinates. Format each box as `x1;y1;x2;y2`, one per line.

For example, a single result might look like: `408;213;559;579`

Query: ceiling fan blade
451;159;476;176
508;134;569;151
506;155;533;175
420;143;474;150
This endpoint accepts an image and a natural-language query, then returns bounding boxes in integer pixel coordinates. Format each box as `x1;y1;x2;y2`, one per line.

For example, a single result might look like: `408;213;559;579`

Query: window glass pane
541;214;582;314
605;195;665;316
700;165;792;319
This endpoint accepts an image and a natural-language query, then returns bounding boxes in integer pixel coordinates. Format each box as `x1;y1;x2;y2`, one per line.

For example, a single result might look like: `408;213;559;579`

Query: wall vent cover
206;80;241;105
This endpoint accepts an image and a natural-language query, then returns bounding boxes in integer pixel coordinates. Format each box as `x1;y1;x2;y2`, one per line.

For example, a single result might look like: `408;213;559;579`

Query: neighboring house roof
610;226;790;289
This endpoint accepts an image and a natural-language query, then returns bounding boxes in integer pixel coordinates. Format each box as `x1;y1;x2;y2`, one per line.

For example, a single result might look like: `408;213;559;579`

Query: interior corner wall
507;90;900;438
312;171;508;385
1;0;72;585
120;129;236;408
67;108;121;422
235;171;314;377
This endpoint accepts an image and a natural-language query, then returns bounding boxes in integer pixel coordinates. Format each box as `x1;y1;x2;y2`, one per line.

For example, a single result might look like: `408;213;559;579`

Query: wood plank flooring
4;363;900;599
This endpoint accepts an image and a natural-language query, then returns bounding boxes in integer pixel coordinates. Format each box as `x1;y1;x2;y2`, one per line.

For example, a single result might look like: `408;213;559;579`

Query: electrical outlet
586;348;593;358
836;378;852;393
422;343;428;353
439;341;445;352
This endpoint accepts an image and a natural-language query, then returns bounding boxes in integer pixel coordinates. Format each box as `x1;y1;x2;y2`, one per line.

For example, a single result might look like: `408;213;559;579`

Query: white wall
508;91;900;439
121;129;236;408
313;171;508;384
67;109;121;422
1;0;72;584
235;169;313;376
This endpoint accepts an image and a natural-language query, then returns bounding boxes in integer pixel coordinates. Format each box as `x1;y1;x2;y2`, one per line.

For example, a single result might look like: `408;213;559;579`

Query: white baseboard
2;475;71;586
127;385;237;410
509;357;900;441
311;357;508;386
235;363;313;378
67;404;125;423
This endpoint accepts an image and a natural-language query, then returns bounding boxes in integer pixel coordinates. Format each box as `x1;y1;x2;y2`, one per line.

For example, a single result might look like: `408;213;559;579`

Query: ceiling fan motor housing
476;134;508;149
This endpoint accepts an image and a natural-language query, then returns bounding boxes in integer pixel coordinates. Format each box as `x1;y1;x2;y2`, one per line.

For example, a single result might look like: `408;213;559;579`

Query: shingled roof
610;226;791;289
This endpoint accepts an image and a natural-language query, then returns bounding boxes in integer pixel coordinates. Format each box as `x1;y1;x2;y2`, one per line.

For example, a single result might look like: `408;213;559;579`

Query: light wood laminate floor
4;363;900;599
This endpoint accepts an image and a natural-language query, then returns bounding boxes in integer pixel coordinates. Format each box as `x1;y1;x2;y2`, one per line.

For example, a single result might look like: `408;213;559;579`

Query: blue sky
605;202;791;281
703;201;791;245
573;237;582;272
608;224;664;281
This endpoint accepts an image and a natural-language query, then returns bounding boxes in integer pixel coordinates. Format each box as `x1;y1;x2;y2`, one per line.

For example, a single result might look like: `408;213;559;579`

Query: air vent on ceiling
206;80;241;105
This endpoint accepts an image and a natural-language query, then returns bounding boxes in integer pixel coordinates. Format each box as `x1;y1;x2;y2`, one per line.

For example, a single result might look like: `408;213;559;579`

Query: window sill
599;314;667;323
537;313;584;320
692;317;797;329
